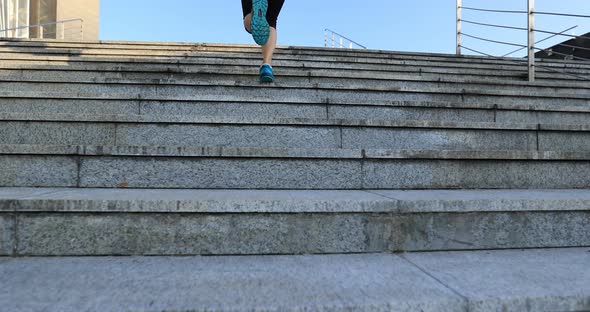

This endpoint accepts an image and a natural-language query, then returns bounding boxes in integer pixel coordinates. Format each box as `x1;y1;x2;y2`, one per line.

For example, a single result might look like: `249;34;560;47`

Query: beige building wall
56;0;99;40
0;0;98;40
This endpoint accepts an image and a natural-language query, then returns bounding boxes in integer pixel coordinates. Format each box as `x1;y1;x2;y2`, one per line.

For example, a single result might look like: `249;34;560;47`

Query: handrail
456;0;590;82
0;18;83;40
459;6;527;14
502;25;578;57
461;19;528;32
460;44;590;81
0;18;82;33
461;32;527;48
324;29;367;49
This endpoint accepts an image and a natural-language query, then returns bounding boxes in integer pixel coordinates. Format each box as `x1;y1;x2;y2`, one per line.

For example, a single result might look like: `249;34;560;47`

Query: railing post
528;0;535;82
456;0;462;55
39;25;43;39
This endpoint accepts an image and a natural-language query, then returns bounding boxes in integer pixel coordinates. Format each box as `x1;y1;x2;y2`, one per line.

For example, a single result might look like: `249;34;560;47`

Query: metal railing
324;29;367;49
456;0;590;82
0;18;84;40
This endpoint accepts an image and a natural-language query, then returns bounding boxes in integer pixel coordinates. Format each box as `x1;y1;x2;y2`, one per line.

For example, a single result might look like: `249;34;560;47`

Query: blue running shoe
251;0;270;46
260;64;274;82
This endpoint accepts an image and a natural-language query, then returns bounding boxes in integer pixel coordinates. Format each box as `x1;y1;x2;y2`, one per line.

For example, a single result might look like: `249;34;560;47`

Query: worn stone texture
0;214;14;256
394;211;590;251
329;105;494;123
79;157;362;189
342;128;537;151
2;81;590;108
363;160;590;189
3;188;590;213
403;248;590;312
0;156;77;187
372;189;590;213
15;213;390;256
140;101;327;119
5;66;590;98
539;132;590;152
4;188;392;213
0;254;464;312
2;54;585;88
0;122;116;145
0;98;139;115
496;110;590;125
116;124;342;149
11;209;590;256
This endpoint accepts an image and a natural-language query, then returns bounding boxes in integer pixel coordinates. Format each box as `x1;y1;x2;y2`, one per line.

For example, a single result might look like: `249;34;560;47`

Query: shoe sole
260;75;274;83
251;0;270;46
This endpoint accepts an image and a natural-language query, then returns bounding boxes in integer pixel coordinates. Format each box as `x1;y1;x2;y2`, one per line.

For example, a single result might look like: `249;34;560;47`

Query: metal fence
456;0;590;82
324;29;367;49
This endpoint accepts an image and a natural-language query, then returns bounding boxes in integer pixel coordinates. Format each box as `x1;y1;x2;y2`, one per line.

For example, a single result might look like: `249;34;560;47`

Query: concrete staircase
1;39;590;311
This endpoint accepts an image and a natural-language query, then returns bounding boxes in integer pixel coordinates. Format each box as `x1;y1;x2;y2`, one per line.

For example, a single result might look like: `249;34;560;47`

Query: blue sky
100;0;590;57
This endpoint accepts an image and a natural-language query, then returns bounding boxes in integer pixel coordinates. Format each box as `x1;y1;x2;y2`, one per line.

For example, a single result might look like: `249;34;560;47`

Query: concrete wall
56;0;99;40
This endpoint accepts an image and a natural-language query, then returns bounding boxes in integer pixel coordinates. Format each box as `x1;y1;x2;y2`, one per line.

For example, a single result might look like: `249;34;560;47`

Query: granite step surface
1;97;590;125
4;145;590;189
0;57;587;84
0;76;588;98
0;39;588;70
0;82;588;109
2;113;590;152
1;248;589;311
0;66;588;90
1;188;589;255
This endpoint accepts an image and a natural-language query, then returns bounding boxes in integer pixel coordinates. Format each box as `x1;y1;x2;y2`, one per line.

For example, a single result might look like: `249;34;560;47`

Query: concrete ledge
0;112;555;130
2;188;590;213
1;249;589;311
0;65;587;89
0;86;587;109
0;214;13;256
5;144;590;160
0;60;581;80
0;188;589;255
0;78;588;101
4;97;590;119
403;248;590;311
2;89;590;114
0;39;588;69
5;153;590;189
0;55;586;89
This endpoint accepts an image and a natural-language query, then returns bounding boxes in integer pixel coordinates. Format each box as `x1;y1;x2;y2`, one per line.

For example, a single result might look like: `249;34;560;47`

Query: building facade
0;0;99;40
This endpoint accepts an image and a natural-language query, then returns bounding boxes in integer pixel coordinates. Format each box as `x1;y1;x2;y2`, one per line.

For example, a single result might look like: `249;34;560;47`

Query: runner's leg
261;0;284;65
262;27;276;65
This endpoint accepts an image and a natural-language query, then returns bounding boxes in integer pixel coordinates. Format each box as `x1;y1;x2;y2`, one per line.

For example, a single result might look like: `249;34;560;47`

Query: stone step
1;39;589;71
3;249;589;311
5;144;590;160
0;81;588;109
0;69;587;96
0;42;588;79
1;188;589;255
0;65;588;88
3;146;590;189
1;62;581;85
1;51;588;80
2;113;590;152
1;97;590;125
